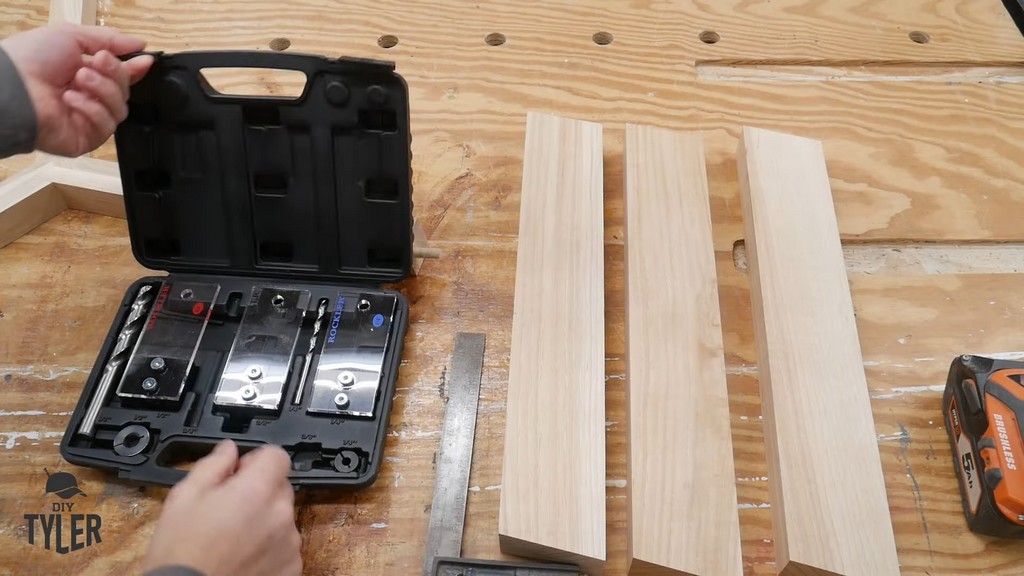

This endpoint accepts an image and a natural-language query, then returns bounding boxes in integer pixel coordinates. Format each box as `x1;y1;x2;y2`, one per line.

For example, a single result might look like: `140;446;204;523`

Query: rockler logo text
23;469;102;554
327;296;346;344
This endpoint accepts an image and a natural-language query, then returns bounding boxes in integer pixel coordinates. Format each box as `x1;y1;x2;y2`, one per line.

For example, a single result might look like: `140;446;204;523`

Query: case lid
114;51;413;284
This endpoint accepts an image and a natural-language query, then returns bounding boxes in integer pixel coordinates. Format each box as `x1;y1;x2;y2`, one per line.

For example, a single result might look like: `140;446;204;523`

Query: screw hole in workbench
909;30;931;44
269;37;290;51
592;31;613;45
378;34;399;49
699;30;721;44
485;32;506;46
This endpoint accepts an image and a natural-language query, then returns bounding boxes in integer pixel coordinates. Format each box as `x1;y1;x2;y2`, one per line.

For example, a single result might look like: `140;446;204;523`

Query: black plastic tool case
59;51;412;489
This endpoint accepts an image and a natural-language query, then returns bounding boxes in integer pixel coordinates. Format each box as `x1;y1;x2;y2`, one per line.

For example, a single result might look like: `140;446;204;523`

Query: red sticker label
950;396;962;439
192;302;205;316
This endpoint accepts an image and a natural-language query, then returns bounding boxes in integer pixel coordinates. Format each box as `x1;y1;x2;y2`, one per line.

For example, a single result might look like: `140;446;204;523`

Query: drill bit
77;284;156;438
293;298;329;406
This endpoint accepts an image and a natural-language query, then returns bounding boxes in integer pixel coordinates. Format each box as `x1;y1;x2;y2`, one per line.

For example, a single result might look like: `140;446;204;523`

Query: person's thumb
179;439;239;491
125;54;155;85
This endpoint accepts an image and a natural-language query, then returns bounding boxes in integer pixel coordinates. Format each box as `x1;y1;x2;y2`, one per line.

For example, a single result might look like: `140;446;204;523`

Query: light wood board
498;111;606;574
623;124;742;576
737;126;900;576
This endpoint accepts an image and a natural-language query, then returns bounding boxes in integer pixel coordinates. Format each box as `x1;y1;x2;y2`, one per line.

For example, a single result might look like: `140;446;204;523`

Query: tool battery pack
943;354;1024;538
59;51;413;490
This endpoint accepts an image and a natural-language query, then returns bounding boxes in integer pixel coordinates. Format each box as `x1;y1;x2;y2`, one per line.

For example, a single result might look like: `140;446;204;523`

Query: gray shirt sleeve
0;45;38;158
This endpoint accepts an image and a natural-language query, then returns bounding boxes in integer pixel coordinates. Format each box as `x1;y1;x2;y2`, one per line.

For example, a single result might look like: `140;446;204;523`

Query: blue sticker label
372;313;384;328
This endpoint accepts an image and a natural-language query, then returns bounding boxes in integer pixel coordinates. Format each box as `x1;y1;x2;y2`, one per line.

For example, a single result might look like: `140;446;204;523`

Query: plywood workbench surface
1;1;1024;574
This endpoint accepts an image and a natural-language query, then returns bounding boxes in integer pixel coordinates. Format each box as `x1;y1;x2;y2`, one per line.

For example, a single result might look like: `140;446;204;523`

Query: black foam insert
114;51;414;283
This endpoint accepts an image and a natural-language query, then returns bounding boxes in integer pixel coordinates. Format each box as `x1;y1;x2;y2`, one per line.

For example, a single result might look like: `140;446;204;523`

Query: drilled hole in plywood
909;30;931;44
592;31;613;45
269;37;290;51
699;30;721;44
485;32;506;46
378;34;399;48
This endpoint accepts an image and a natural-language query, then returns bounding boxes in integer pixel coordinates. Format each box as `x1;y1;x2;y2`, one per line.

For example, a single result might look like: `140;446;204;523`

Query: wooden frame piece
737;126;900;575
0;156;439;273
49;0;97;25
623;124;742;576
498;112;606;574
0;155;124;249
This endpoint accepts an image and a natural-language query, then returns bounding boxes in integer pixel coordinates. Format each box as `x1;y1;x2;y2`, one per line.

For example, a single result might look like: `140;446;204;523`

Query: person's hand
141;440;303;576
0;23;154;157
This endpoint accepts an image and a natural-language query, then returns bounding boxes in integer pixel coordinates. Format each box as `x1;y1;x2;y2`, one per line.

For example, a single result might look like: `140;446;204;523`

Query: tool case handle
125;50;396;101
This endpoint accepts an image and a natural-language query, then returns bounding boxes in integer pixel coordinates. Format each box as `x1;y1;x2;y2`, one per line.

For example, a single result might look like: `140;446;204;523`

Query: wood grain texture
2;0;1024;574
623;124;741;576
737;126;899;576
498;112;606;574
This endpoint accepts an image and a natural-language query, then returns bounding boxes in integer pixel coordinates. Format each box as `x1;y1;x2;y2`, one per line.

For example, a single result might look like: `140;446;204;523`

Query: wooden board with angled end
737;126;900;576
623;124;742;576
498;111;606;574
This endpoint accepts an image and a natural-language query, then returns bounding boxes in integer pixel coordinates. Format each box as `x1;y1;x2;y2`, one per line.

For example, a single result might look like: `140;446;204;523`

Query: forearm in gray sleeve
0;45;38;159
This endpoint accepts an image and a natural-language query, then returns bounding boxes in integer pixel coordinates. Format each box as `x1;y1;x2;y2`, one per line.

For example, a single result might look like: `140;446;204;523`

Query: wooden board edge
46;158;125;217
54;183;126;218
735;127;790;569
623;123;742;576
627;558;701;576
498;533;605;576
777;561;845;576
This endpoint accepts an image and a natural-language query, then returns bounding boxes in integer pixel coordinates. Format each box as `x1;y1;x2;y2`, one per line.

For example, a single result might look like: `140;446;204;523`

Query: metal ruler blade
432;558;579;575
422;332;486;576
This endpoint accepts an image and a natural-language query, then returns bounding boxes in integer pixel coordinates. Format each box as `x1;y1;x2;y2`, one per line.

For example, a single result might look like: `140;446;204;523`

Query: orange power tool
944;355;1024;538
